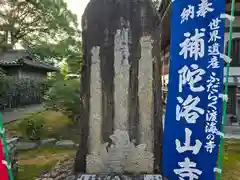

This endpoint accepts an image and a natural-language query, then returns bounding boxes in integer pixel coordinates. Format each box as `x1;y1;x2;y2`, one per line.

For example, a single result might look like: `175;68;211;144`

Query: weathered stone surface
16;142;38;150
6;137;18;144
76;0;163;173
77;174;168;180
36;158;76;180
55;140;75;148
41;138;57;146
37;157;167;180
87;130;154;174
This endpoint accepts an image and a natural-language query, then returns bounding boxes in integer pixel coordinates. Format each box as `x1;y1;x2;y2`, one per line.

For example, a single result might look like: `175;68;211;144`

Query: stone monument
74;0;164;174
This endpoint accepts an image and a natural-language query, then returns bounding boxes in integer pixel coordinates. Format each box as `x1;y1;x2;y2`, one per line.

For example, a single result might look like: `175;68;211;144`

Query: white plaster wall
224;67;240;76
114;28;130;131
89;46;102;153
138;36;153;152
224;67;240;85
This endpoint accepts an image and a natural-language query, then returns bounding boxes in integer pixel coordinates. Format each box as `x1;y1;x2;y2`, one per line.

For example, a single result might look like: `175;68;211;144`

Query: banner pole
217;0;235;180
0;113;14;180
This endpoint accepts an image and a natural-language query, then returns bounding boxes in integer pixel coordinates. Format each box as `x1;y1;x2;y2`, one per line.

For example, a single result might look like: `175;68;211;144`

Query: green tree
0;0;82;73
29;38;83;74
59;60;69;79
43;78;81;121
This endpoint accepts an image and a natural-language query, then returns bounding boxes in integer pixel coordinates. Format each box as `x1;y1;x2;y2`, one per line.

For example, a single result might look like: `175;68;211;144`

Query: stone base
36;157;167;180
77;174;167;180
86;130;154;174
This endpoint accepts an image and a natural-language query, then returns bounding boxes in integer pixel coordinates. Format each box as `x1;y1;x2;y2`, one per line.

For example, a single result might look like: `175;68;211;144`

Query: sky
65;0;90;28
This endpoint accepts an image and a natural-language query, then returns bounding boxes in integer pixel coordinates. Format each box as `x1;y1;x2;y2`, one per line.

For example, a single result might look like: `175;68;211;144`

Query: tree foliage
0;0;82;73
18;113;46;141
43;78;81;120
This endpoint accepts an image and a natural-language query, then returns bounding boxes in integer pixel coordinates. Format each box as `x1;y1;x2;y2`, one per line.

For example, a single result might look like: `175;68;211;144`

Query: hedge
0;76;49;110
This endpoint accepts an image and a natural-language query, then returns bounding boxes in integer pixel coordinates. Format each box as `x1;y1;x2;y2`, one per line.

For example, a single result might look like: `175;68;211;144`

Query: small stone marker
55;140;75;148
16;142;38;150
41;138;56;146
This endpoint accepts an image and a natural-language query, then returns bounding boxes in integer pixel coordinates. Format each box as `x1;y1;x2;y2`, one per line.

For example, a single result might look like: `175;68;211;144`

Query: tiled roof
0;50;58;71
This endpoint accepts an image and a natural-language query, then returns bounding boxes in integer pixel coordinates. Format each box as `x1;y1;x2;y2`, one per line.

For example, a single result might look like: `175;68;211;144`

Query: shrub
43;78;81;121
18;113;46;141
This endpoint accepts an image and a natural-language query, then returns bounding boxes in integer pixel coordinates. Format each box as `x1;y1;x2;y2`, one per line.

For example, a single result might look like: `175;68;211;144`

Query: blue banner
163;0;225;179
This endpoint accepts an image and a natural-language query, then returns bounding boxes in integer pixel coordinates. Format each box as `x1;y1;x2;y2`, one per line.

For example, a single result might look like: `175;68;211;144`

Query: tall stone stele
74;0;164;174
